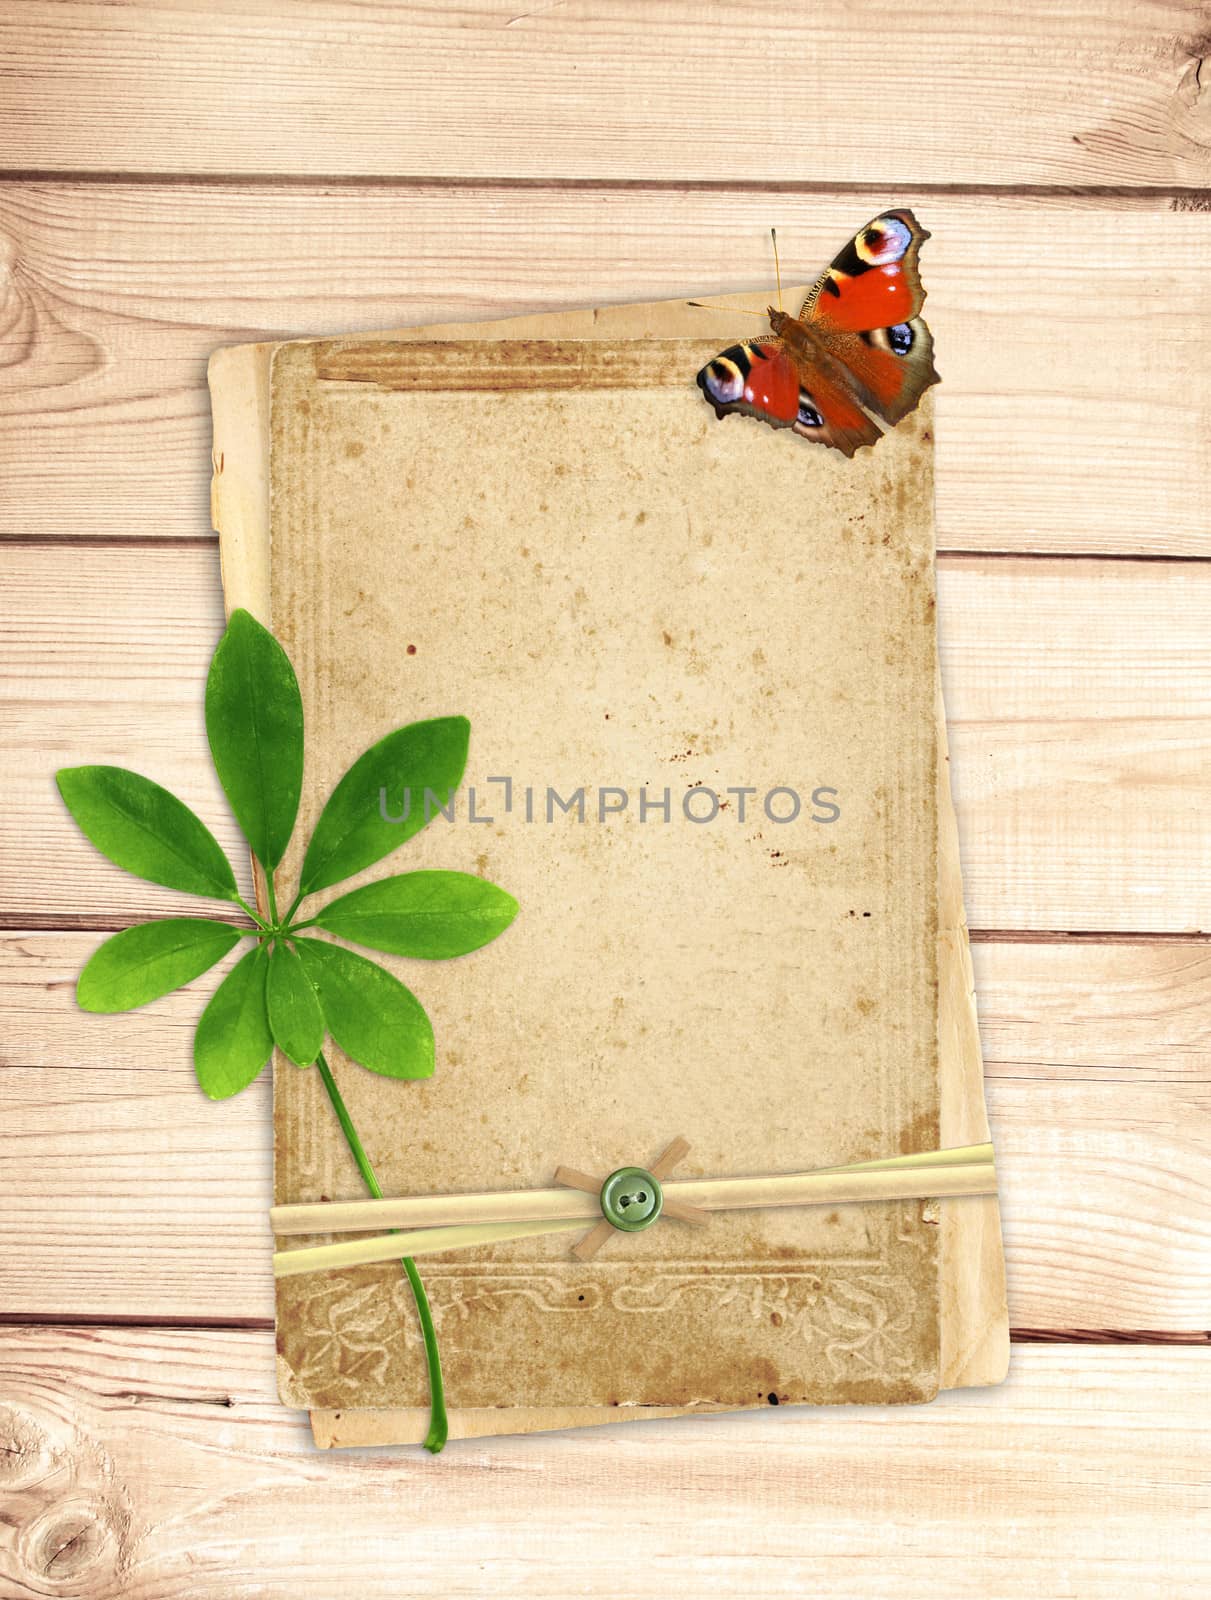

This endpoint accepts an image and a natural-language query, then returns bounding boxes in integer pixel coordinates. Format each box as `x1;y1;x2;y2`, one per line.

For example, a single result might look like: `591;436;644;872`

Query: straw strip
270;1142;994;1237
272;1149;996;1279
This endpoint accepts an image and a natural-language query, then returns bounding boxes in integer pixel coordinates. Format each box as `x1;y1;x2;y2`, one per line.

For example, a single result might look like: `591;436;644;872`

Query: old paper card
267;333;939;1411
209;286;1007;1444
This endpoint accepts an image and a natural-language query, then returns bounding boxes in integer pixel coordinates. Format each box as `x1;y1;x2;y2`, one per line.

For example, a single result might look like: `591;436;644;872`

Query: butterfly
695;211;939;457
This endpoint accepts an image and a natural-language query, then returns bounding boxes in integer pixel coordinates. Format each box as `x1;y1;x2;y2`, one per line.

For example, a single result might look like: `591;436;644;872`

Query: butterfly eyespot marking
857;215;912;266
860;322;917;358
700;356;745;407
797;394;824;428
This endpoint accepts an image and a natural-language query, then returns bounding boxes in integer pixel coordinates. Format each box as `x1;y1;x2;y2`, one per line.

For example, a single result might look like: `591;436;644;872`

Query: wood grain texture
0;0;1207;1582
3;184;1211;553
6;541;1211;932
2;931;1206;1329
2;1;1210;186
0;1331;1208;1599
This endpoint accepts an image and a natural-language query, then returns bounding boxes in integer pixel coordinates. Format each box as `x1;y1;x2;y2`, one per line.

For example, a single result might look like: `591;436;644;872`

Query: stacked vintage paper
209;287;1007;1448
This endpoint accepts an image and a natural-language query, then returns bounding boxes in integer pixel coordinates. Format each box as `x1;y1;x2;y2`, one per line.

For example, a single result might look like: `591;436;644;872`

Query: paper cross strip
554;1136;709;1260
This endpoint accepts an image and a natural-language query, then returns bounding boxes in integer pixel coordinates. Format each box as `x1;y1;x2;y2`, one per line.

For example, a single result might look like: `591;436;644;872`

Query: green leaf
205;608;304;872
194;944;274;1100
296;937;434;1080
313;870;518;959
77;919;241;1013
297;717;470;898
56;766;239;901
266;941;325;1066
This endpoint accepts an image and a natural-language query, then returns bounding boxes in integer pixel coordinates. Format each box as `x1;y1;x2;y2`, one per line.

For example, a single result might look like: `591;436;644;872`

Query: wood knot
0;1402;52;1490
20;1500;122;1593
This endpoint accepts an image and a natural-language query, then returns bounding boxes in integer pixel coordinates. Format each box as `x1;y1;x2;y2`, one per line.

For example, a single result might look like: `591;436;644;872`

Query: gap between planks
1;173;1210;201
7;915;1211;944
0;1312;1204;1344
7;535;1211;567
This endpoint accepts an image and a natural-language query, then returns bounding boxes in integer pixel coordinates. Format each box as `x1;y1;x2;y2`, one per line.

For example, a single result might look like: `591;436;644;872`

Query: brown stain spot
825;1211;840;1225
769;1311;783;1327
662;630;673;647
635;510;647;525
406;644;417;655
344;440;365;459
854;995;876;1017
899;1107;940;1156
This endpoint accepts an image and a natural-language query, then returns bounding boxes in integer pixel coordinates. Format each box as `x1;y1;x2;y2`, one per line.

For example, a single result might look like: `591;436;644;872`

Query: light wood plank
2;931;1207;1329
975;938;1211;1085
2;184;1211;553
0;1333;1207;1598
2;1;1209;186
6;543;1211;932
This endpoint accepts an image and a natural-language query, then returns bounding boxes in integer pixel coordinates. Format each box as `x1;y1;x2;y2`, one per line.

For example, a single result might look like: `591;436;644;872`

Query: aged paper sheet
210;286;1007;1445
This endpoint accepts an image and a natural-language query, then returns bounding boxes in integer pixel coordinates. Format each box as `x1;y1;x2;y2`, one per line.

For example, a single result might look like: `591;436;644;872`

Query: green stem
315;1050;448;1453
281;889;304;928
264;872;279;929
235;894;272;932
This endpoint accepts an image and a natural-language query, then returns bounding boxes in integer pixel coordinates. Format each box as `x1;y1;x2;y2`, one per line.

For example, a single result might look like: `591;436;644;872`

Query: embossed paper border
269;338;940;1411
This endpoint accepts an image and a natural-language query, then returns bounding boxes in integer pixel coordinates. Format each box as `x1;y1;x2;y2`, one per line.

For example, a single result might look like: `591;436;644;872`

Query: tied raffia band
270;1140;997;1279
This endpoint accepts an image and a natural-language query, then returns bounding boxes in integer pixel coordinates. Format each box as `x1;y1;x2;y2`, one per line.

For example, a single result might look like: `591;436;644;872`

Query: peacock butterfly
695;211;939;457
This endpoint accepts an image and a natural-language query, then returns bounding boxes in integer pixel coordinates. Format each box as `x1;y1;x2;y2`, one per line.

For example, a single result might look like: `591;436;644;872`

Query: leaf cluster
58;610;517;1097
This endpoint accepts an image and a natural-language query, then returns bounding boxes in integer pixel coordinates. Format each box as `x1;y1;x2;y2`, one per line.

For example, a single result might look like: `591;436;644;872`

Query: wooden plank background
1;2;1209;1595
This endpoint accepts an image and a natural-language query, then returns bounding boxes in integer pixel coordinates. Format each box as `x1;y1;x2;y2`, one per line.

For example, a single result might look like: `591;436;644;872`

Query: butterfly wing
696;337;881;458
801;210;929;329
801;209;939;426
695;210;938;454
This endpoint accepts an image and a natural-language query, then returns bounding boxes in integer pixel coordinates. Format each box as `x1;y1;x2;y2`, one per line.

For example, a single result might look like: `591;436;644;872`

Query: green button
599;1166;663;1232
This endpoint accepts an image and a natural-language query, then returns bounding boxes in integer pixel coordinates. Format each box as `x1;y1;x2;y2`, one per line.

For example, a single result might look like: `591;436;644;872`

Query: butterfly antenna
686;301;767;317
771;227;783;311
